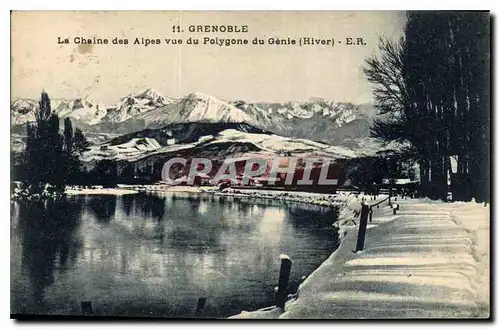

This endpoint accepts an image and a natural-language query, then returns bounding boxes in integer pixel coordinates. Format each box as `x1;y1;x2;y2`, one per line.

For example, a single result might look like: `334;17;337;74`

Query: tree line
14;91;167;195
364;11;490;202
347;150;416;193
20;92;90;196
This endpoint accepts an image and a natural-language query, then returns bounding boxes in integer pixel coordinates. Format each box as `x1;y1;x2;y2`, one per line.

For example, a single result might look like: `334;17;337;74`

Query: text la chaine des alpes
57;36;167;45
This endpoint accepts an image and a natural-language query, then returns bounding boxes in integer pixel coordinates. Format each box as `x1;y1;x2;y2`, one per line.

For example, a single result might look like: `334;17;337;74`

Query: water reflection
14;199;84;313
121;194;134;217
88;196;117;224
11;193;339;318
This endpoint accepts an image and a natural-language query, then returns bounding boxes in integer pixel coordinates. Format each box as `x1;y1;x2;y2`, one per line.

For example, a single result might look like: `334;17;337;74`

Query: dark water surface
11;192;339;318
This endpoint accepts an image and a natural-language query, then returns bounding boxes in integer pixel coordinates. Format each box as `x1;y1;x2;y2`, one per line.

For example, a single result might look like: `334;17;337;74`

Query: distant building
380;178;419;195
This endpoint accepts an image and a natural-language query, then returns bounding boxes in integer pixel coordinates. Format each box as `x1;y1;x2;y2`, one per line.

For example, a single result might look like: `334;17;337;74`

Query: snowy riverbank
230;197;490;319
66;187;139;195
80;184;364;208
65;184;203;195
205;187;361;208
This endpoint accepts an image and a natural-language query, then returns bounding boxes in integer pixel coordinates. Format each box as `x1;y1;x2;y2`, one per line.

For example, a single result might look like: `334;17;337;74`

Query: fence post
393;204;398;215
81;301;93;316
276;254;292;309
355;204;370;252
194;297;207;316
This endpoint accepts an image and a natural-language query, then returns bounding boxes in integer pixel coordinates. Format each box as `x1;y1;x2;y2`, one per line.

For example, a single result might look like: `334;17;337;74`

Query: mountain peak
135;87;164;100
187;91;216;101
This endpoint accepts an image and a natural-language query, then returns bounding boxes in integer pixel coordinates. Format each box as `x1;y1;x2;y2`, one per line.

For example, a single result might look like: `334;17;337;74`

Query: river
10;192;339;318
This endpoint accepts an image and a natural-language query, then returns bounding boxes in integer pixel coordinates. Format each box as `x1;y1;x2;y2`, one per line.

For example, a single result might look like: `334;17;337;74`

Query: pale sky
11;11;405;104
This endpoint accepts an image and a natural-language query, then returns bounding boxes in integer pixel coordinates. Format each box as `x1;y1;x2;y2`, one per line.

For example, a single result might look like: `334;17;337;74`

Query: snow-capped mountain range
11;88;396;168
11;88;376;145
11;88;170;127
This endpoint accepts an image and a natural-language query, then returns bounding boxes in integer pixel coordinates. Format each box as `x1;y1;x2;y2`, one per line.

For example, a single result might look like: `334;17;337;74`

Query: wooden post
194;297;206;316
388;185;392;207
355;204;370;252
81;301;93;316
276;254;292;309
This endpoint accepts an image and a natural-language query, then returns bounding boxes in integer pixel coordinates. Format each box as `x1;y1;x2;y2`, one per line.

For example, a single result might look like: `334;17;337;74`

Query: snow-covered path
231;198;490;319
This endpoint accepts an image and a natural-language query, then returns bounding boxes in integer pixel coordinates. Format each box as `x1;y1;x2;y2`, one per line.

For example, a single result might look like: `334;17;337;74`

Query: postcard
10;10;490;320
